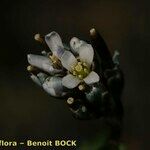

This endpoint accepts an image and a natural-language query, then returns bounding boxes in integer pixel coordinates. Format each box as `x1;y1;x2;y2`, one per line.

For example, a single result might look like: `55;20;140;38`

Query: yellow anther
83;62;87;67
67;97;74;105
27;65;37;72
73;71;77;75
84;68;88;73
34;33;44;43
27;65;39;74
78;62;82;65
75;64;82;72
78;84;85;91
78;75;83;79
27;65;32;72
71;61;90;79
49;54;58;62
71;65;75;70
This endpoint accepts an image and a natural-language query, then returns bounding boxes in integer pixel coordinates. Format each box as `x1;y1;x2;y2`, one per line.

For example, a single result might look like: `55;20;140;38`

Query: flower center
71;61;90;79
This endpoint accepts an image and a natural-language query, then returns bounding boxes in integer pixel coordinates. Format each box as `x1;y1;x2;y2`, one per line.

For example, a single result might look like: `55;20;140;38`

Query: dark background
0;0;150;149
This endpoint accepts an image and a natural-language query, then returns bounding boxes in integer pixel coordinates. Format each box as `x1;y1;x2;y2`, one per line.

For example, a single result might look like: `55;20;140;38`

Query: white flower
45;31;100;89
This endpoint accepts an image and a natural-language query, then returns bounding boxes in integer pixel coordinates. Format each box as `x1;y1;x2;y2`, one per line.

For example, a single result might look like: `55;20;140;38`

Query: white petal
43;77;67;97
30;74;42;86
43;83;56;97
45;31;65;58
27;54;62;75
70;37;86;54
37;73;48;84
83;71;99;85
27;54;51;69
79;44;94;66
60;51;77;71
62;74;81;89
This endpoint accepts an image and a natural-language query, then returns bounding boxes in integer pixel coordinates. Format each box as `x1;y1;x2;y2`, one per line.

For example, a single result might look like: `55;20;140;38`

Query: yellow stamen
78;74;83;79
78;84;85;91
49;54;62;69
67;97;74;105
84;68;88;73
71;61;90;79
83;62;88;67
27;65;32;72
75;64;82;72
27;65;39;74
73;71;77;75
49;55;58;62
78;62;82;65
34;33;44;43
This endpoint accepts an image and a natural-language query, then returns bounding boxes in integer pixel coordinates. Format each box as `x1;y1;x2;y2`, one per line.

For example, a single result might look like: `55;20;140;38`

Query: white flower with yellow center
44;31;100;89
60;44;99;89
27;31;100;97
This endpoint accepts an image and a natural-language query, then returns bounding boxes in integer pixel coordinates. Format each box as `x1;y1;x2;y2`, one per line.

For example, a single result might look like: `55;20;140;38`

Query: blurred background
0;0;150;149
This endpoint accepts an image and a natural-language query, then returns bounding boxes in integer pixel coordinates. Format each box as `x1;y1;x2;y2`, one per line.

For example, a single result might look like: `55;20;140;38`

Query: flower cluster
27;29;124;121
27;31;100;97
